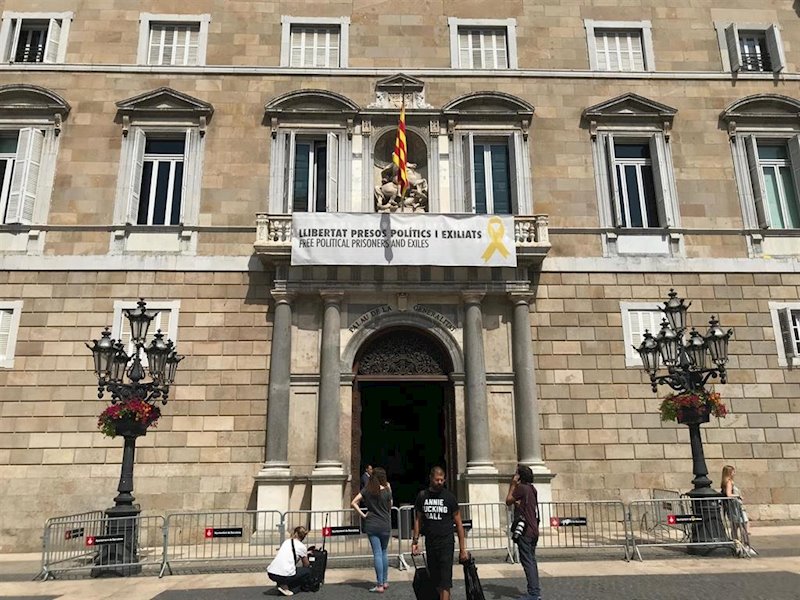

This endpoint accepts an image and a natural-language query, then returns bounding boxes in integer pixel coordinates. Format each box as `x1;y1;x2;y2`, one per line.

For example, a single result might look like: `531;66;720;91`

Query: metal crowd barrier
39;512;164;579
160;509;284;577
628;497;738;560
40;495;756;579
396;502;514;567
535;501;630;561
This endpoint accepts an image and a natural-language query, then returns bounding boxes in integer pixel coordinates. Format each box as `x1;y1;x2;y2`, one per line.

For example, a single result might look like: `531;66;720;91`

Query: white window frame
280;16;350;68
585;20;654;72
593;130;679;230
714;21;785;74
620;302;664;367
452;129;530;215
137;13;210;66
114;126;203;226
447;18;518;69
138;135;186;226
0;300;23;368
0;124;59;227
269;127;350;213
112;300;180;368
730;131;800;230
0;12;72;64
769;301;800;367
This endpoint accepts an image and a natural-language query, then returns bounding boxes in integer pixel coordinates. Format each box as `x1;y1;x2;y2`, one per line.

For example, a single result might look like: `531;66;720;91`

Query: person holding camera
506;465;541;600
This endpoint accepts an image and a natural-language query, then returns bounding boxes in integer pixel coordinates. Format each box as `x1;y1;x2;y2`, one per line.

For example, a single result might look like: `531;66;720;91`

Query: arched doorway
351;327;456;504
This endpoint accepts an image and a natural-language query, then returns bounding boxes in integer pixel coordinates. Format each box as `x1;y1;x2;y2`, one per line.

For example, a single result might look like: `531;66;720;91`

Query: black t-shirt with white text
414;487;459;539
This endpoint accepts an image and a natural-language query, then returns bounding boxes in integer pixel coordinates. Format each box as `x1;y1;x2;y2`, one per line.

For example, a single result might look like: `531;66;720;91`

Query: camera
511;516;526;542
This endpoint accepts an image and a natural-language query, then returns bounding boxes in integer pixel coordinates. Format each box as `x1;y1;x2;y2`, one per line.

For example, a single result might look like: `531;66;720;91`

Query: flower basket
98;398;160;438
659;389;727;424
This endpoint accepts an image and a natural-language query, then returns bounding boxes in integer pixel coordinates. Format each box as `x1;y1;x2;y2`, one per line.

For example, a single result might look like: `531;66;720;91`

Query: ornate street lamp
634;289;733;548
86;299;183;576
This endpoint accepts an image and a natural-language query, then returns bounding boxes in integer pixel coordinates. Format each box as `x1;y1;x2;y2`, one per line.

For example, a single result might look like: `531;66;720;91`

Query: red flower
97;397;161;438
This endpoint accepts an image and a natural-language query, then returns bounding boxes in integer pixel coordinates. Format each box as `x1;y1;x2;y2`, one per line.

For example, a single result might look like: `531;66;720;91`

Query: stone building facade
0;0;799;551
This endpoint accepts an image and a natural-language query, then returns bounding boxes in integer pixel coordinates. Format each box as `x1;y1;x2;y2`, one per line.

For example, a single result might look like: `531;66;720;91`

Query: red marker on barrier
205;528;214;538
667;515;677;525
322;526;332;537
86;536;96;546
550;517;560;527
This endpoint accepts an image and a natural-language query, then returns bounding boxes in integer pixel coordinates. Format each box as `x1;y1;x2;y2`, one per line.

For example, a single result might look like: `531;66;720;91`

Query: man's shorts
425;536;455;590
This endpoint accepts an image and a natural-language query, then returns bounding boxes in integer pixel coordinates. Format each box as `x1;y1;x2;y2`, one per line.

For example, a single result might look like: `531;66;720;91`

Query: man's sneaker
278;586;294;596
747;546;758;557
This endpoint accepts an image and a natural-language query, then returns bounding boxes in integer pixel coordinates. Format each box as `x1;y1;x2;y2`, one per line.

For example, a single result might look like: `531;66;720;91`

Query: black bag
411;553;438;600
300;513;329;593
462;555;486;600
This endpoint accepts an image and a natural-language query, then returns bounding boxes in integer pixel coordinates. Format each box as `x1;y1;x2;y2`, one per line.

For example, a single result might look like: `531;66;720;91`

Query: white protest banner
291;213;516;267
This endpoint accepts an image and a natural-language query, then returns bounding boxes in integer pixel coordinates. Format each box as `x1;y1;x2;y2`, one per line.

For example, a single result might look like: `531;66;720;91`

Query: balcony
254;213;551;264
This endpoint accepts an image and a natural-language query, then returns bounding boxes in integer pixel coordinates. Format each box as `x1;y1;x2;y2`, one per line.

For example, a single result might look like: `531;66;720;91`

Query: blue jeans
367;532;390;585
516;535;541;600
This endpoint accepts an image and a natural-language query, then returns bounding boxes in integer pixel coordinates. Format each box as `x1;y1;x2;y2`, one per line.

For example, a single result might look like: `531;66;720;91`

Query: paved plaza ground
1;525;798;600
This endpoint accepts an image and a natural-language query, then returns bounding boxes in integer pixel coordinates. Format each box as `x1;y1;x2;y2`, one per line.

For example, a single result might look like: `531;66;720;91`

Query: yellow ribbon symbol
481;216;510;262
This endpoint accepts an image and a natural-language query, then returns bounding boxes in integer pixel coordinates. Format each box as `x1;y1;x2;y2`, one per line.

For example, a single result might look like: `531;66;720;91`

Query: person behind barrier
267;526;312;596
361;464;373;490
351;466;393;592
411;466;468;600
506;464;541;600
721;464;757;557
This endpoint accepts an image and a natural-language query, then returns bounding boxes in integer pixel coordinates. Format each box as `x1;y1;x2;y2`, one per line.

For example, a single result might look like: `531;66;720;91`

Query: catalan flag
392;101;408;196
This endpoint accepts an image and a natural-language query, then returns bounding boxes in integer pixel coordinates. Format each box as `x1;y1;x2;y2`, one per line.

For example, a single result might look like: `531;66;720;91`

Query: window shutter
7;19;21;62
126;129;146;224
326;132;339;212
282;132;294;211
766;24;785;72
148;26;162;64
473;144;488;214
462;132;475;212
43;19;61;63
778;308;799;360
648;135;672;228
725;24;742;72
181;128;199;223
604;134;623;227
786;135;800;215
745;135;770;228
0;309;11;360
7;128;44;225
508;134;520;214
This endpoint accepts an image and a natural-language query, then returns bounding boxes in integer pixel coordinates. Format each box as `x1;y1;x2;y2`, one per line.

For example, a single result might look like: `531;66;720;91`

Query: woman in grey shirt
352;466;393;592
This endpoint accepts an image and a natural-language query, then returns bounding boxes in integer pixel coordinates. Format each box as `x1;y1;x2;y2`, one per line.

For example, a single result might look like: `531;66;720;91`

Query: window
0;301;23;368
620;302;663;367
584;94;681;255
113;88;212;254
283;132;342;213
447;18;518;69
112;300;180;367
0;86;68;255
280;17;350;68
0;12;72;63
137;14;210;66
472;140;512;215
585;20;654;72
265;90;358;214
770;302;800;367
716;22;785;73
443;92;533;214
744;137;800;229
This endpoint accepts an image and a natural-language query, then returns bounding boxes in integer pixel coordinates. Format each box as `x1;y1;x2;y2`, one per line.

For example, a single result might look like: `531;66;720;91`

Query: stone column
462;292;499;508
509;293;554;503
255;290;294;532
315;291;344;470
311;291;347;516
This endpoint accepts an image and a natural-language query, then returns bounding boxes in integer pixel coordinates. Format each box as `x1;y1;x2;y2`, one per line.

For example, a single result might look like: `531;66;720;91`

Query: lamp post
635;289;733;547
86;299;183;575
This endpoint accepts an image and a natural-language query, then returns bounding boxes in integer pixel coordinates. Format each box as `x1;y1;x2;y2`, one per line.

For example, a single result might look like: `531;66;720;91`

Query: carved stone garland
358;330;448;376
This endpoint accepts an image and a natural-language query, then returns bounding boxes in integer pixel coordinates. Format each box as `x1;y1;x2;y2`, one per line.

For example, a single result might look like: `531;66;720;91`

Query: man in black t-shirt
506;464;541;600
411;466;468;600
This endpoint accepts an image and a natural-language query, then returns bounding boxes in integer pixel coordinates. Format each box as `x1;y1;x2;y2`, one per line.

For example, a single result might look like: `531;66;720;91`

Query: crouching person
267;526;312;596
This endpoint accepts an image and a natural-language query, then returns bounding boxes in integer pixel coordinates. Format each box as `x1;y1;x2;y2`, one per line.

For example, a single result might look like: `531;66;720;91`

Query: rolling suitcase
303;514;329;592
462;554;486;600
411;553;438;600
